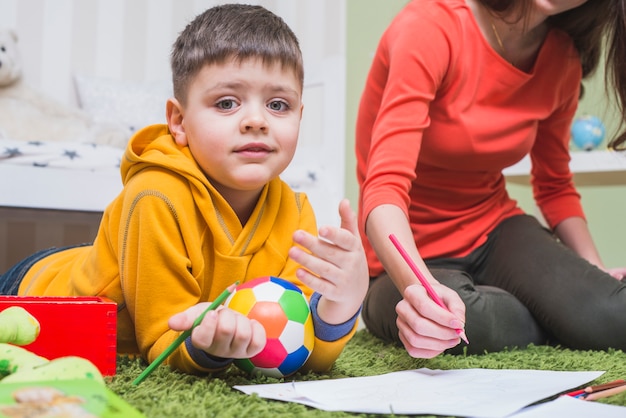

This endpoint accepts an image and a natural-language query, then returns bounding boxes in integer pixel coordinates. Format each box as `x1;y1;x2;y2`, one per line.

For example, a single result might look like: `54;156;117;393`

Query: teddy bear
0;29;129;148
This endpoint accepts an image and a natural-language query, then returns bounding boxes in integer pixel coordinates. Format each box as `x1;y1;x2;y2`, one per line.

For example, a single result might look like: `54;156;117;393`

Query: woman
356;0;626;358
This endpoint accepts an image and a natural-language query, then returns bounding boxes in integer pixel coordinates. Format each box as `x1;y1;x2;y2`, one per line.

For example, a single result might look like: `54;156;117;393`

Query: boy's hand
168;305;266;359
288;199;368;324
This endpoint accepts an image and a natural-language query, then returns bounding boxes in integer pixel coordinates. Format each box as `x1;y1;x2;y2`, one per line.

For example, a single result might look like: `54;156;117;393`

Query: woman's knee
363;269;549;354
447;284;547;355
362;275;403;344
557;288;626;350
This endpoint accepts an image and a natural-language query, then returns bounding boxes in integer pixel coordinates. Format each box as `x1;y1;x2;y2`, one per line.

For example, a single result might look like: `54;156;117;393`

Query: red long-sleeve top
356;0;584;276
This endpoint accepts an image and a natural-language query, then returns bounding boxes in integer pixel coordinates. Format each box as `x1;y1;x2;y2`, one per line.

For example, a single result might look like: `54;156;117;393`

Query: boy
0;4;368;375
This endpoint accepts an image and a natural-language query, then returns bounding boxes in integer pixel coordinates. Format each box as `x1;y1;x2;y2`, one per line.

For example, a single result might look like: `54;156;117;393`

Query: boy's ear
166;98;188;146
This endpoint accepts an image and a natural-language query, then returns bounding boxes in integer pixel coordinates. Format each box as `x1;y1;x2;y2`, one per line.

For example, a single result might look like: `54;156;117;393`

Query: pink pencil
389;234;469;344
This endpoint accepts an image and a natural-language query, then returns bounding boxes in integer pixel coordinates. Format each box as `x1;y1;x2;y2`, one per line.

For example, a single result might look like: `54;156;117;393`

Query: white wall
0;0;347;227
0;0;345;104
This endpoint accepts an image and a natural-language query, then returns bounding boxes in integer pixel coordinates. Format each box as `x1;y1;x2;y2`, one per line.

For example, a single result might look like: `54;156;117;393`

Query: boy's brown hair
171;4;304;105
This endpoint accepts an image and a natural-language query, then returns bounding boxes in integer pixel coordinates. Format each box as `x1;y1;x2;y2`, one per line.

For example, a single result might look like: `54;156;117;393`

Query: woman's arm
367;205;430;292
554;216;624;279
366;204;466;358
554;216;602;266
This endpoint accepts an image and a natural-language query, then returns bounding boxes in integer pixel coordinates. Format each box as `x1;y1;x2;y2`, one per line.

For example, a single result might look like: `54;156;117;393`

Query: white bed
0;0;347;272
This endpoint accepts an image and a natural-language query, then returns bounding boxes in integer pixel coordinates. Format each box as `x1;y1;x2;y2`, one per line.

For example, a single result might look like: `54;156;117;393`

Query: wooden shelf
504;150;626;186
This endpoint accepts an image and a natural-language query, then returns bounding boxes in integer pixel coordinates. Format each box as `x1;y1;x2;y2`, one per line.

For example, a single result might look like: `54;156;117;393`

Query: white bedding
0;138;337;225
0;138;122;171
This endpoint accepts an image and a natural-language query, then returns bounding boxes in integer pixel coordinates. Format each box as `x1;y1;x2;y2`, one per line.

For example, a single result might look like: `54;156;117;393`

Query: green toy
0;306;41;345
0;344;104;384
1;354;104;384
0;306;104;385
0;343;48;378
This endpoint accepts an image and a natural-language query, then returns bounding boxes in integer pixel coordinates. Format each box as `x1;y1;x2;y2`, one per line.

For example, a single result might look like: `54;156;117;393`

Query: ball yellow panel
303;315;315;351
226;288;257;316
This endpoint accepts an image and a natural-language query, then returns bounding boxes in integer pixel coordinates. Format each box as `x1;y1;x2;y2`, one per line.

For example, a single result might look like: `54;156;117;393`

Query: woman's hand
605;267;626;280
396;282;466;358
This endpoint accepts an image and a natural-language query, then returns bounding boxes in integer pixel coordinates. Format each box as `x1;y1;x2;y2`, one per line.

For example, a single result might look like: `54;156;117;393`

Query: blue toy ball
571;115;605;151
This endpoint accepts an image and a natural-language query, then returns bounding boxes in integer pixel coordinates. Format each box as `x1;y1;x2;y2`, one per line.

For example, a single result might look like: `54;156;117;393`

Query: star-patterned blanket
0;139;122;171
0;138;339;226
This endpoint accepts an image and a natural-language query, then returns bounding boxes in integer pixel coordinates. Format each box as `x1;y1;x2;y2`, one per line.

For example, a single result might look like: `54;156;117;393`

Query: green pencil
132;283;238;385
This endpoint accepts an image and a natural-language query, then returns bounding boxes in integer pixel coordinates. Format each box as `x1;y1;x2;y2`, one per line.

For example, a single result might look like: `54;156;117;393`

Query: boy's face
168;58;303;197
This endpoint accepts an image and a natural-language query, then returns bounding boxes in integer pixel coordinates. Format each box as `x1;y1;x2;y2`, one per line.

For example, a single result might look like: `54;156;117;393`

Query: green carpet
108;330;626;417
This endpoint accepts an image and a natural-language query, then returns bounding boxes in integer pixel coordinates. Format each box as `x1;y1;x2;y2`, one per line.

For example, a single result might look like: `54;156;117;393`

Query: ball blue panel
269;276;302;294
278;345;312;376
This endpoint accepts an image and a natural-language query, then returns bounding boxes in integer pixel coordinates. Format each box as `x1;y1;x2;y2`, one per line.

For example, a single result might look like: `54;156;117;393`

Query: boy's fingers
337;199;358;234
168;303;215;330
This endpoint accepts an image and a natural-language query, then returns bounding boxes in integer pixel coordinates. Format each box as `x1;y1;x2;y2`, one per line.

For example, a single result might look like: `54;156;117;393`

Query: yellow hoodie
19;124;357;374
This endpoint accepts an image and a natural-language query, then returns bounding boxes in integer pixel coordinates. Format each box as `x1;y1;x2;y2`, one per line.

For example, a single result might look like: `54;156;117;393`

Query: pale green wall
345;1;625;268
345;0;408;207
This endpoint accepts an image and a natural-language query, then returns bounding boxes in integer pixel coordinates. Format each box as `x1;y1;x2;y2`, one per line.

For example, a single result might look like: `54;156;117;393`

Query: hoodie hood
121;124;205;187
118;124;292;258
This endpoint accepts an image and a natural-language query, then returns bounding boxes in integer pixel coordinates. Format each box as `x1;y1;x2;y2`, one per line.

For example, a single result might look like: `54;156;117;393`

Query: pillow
74;74;172;136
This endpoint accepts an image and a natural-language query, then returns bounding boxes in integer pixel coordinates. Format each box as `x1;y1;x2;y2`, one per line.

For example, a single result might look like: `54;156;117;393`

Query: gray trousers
362;215;626;354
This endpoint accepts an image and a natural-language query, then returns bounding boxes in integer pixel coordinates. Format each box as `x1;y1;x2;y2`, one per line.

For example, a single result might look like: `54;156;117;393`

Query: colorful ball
571;115;605;151
225;276;314;377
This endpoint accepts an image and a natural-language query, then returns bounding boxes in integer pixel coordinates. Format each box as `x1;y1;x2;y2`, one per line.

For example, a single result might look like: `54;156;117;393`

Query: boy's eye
216;99;237;110
268;100;289;112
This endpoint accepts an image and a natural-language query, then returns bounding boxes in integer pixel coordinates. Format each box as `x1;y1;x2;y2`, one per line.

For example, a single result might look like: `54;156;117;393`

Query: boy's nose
240;111;268;133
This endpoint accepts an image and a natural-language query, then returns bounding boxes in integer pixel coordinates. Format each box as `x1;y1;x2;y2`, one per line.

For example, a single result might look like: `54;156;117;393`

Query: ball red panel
236;276;271;290
250;339;287;368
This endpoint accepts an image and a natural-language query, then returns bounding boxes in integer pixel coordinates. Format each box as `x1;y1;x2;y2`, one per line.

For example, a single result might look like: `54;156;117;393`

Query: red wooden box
0;296;117;376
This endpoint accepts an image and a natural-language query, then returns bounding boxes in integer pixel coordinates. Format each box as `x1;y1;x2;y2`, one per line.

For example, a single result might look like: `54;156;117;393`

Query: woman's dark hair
482;0;626;150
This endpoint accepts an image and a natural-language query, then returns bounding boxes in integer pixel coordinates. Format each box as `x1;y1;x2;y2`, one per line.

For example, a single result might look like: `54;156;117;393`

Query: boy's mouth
235;143;272;152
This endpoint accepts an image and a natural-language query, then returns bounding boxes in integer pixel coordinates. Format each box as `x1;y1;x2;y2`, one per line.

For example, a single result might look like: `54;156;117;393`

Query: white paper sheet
510;395;626;417
234;368;604;418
